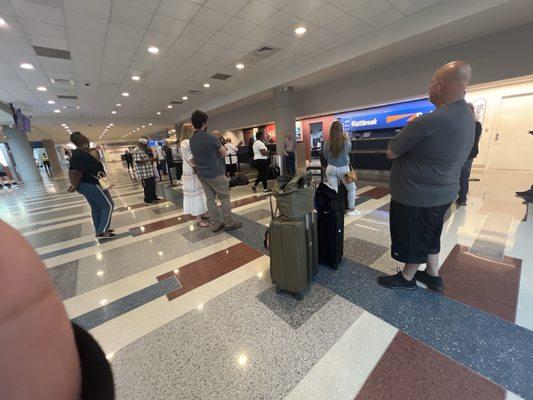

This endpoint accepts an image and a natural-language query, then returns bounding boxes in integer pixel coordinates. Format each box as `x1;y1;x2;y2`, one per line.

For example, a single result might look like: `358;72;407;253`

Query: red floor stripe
355;332;506;400
362;187;390;199
439;245;521;322
157;242;263;301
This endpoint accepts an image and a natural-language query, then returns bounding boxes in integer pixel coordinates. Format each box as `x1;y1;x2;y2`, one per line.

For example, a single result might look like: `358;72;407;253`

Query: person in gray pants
189;110;242;233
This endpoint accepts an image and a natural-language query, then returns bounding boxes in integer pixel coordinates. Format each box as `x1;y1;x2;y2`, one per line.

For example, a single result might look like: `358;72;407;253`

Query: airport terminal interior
1;0;533;399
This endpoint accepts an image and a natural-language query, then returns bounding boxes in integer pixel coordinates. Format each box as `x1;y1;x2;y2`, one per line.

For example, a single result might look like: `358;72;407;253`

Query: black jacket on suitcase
315;182;345;268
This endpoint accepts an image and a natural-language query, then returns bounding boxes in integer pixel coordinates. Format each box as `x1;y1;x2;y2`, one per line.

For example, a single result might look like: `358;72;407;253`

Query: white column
3;125;42;184
42;139;64;176
273;86;296;175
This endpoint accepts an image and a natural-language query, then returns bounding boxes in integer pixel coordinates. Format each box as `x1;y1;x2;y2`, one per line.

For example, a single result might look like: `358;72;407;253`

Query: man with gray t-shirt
378;61;474;291
189;110;242;233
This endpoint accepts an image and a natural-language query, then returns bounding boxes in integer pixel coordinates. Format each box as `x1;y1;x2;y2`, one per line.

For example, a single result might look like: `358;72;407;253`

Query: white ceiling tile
181;24;217;42
220;46;249;60
105;37;139;53
68;29;106;47
327;14;373;40
387;0;441;15
351;0;404;28
316;34;348;49
197;43;228;57
305;4;345;27
18;18;66;38
113;0;161;12
111;4;153;28
192;6;232;30
142;30;178;48
40;58;72;74
209;31;242;47
149;15;188;36
261;10;299;32
11;0;64;25
246;25;279;43
171;37;206;52
299;26;336;45
204;0;250;15
65;11;108;33
259;0;290;8
282;0;325;18
188;52;216;65
156;0;201;22
232;38;261;52
63;0;112;19
220;17;256;36
29;34;69;51
235;0;277;24
267;33;296;48
325;0;367;13
107;22;146;42
0;1;15;15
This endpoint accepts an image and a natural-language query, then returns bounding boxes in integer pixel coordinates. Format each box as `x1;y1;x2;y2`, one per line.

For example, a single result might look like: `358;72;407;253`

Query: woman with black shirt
68;132;115;239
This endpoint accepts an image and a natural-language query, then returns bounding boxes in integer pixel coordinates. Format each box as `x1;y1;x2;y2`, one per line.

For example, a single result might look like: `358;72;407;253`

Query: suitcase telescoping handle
263;228;269;252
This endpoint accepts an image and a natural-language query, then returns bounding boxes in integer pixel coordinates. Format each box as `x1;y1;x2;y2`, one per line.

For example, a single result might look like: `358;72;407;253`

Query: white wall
208;21;533;132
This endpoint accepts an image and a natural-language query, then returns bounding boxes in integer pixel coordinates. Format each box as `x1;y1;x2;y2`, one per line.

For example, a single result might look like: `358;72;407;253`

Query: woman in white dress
180;124;209;227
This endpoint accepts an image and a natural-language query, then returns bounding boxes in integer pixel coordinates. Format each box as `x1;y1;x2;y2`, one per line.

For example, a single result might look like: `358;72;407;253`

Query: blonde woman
323;121;360;216
180;123;209;227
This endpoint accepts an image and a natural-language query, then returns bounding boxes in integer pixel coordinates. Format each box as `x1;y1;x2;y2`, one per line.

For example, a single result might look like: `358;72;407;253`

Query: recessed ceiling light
61;123;66;126
156;111;161;115
147;46;159;54
0;17;7;27
109;123;114;126
294;26;307;35
182;96;188;100
20;63;34;70
116;103;121;107
47;100;55;104
203;83;210;88
76;105;80;109
236;63;244;70
136;128;140;131
37;86;47;91
149;123;152;126
122;92;129;97
131;75;140;81
111;110;117;114
142;125;145;128
167;105;172;109
53;109;60;113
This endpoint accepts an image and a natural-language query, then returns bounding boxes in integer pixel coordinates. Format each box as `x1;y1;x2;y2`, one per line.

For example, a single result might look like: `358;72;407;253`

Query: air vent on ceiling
51;78;75;86
34;46;71;60
211;73;232;80
57;95;78;100
254;45;279;57
170;101;184;105
188;90;200;94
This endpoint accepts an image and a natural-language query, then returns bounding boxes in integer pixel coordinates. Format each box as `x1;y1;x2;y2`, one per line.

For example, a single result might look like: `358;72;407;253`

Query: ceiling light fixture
147;46;159;54
294;26;307;35
109;123;114;126
47;100;55;104
122;92;129;97
142;125;145;128
20;63;34;70
36;86;47;91
0;17;7;27
61;123;66;126
236;63;244;70
111;110;117;114
167;105;172;109
203;83;210;88
131;75;140;81
53;109;60;113
116;103;121;107
156;111;161;115
182;96;188;100
149;123;152;126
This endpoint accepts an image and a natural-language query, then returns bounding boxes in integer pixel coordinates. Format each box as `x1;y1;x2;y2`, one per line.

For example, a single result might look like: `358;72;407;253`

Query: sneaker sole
377;281;417;290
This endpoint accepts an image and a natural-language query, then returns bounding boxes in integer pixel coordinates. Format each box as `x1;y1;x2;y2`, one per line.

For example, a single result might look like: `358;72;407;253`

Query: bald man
378;61;475;291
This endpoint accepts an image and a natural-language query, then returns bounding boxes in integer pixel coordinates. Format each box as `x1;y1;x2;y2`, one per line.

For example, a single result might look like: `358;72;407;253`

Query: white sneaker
347;209;361;216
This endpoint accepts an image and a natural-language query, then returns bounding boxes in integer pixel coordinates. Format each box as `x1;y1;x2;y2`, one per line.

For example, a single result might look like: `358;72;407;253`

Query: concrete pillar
42;139;64;177
273;86;296;175
2;125;42;184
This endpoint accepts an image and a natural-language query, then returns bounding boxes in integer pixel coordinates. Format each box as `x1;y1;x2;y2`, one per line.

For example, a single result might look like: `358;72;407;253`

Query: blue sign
336;98;435;132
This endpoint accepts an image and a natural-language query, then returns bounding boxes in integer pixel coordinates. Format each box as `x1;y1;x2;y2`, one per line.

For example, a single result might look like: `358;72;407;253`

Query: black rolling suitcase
315;182;345;268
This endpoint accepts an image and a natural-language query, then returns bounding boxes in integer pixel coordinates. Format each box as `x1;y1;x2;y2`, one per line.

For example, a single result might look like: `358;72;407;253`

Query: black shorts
389;199;451;264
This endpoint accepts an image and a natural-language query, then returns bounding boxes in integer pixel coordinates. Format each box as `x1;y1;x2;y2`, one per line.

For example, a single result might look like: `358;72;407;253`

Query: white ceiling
0;0;529;142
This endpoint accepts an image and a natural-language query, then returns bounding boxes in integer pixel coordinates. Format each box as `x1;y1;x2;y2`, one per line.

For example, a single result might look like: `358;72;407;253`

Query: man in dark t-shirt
189;110;241;232
456;103;483;205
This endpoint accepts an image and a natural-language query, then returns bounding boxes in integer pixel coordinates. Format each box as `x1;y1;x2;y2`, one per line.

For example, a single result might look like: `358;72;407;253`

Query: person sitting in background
68;132;115;239
251;130;271;193
378;61;474;291
224;137;238;177
189;110;242;232
180;123;209;228
323;121;360;216
456;103;482;206
283;132;296;176
133;137;158;204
